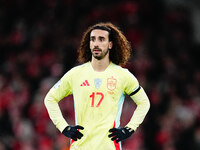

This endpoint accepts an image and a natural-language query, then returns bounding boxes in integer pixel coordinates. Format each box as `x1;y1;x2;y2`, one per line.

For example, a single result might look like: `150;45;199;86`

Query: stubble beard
92;48;109;60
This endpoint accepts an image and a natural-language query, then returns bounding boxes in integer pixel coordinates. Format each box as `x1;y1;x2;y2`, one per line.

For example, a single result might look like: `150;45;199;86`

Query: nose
93;40;99;47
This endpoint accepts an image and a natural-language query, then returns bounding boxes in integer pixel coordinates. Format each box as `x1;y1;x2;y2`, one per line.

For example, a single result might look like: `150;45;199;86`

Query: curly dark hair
77;22;132;65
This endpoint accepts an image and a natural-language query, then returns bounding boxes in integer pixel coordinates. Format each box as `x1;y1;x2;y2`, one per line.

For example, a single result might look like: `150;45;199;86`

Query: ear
109;41;113;49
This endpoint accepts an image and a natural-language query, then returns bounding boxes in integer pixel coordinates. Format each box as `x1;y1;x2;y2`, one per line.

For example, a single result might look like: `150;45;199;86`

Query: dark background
0;0;200;149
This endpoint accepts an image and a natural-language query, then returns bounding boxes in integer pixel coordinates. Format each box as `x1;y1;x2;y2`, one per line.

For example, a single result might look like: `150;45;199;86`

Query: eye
99;37;105;41
90;37;95;42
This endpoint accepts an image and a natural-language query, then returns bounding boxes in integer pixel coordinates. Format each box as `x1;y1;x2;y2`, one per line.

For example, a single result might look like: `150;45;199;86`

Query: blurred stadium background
0;0;200;150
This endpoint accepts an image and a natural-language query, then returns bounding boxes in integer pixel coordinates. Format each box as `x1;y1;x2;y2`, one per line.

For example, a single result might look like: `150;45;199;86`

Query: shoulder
111;63;138;81
111;63;132;75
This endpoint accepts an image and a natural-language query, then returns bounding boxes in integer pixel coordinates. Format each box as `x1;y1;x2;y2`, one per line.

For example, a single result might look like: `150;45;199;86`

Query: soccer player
44;22;150;150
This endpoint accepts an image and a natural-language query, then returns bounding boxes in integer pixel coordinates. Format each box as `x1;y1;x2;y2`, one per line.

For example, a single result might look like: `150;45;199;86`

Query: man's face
90;29;113;60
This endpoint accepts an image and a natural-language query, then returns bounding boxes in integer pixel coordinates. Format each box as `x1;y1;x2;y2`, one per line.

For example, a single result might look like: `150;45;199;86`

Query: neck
91;56;110;72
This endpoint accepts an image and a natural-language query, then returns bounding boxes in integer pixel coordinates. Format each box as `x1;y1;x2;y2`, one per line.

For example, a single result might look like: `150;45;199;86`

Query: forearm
126;87;150;131
44;92;68;132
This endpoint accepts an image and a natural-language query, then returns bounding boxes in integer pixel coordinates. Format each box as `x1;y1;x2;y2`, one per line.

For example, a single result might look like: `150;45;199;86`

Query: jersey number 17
89;92;104;107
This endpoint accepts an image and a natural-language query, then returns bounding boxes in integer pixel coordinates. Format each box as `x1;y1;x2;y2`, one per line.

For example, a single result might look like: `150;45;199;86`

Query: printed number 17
89;92;104;107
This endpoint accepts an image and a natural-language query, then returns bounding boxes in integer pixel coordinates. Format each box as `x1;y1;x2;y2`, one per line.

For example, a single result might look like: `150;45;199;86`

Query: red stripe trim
114;141;120;150
69;128;80;149
113;121;120;150
69;139;75;150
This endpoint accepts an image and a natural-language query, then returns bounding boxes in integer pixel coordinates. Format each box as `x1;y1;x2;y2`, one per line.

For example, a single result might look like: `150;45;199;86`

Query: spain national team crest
107;76;117;91
94;78;102;89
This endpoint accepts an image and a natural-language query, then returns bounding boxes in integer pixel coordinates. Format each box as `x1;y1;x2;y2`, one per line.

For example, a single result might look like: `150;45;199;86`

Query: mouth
93;48;102;54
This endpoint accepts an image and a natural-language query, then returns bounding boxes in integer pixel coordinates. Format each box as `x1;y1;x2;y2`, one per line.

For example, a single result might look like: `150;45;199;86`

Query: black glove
62;125;84;141
108;127;134;143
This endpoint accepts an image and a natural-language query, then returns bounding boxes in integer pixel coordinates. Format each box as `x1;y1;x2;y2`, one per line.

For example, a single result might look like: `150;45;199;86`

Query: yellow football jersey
44;62;150;150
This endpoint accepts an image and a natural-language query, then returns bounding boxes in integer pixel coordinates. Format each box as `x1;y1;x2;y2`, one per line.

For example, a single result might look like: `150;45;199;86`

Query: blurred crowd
0;0;200;150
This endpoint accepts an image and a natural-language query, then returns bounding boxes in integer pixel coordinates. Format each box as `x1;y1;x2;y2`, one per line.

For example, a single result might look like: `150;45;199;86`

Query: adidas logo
80;80;90;86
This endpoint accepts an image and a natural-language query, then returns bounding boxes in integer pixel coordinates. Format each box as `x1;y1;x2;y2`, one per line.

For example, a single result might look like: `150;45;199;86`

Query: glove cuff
62;126;70;135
